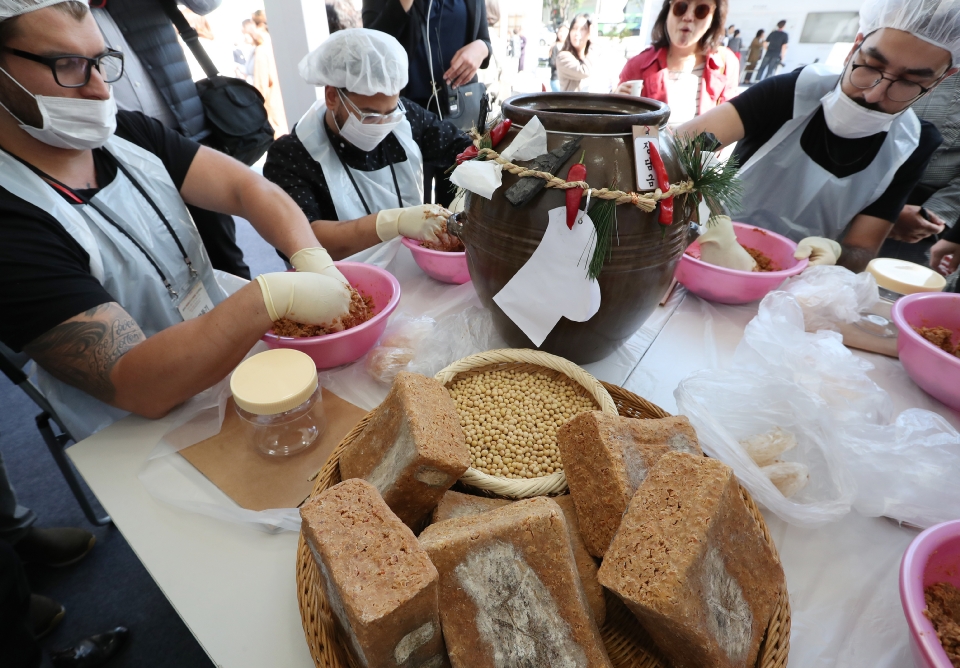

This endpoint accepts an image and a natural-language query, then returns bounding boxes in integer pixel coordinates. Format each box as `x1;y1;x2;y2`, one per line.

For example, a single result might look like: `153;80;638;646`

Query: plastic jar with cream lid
230;349;326;456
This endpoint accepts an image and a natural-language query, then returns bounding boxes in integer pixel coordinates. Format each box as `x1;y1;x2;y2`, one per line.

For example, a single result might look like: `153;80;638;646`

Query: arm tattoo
24;303;146;404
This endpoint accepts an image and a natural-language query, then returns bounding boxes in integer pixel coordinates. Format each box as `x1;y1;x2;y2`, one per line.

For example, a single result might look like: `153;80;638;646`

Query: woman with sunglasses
616;0;738;125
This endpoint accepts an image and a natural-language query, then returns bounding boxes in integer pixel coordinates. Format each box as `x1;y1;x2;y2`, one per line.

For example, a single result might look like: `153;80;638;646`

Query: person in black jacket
90;0;252;279
362;0;490;207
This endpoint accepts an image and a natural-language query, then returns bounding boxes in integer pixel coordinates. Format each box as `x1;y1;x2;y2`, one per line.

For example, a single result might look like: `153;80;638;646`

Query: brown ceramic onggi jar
459;93;694;364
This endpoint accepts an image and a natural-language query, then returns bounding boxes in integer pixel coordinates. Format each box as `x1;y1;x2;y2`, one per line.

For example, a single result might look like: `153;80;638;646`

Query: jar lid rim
230;349;318;415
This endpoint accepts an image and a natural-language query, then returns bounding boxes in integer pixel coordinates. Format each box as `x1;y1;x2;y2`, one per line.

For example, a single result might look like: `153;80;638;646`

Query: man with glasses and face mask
263;28;473;259
0;0;357;442
678;0;960;272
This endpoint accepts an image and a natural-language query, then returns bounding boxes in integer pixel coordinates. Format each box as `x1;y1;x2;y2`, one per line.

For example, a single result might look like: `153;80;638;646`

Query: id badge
176;279;215;321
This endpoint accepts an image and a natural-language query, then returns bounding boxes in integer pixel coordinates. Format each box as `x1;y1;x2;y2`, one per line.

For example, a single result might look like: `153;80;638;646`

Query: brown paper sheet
838;300;899;358
179;389;367;511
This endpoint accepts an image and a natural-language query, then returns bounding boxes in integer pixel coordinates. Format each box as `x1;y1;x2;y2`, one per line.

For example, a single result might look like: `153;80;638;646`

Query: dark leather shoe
49;626;128;668
29;593;65;639
14;527;95;567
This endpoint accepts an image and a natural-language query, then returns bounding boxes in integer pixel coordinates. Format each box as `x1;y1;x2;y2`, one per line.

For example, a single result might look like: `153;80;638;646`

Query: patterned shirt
911;73;960;236
263;97;470;222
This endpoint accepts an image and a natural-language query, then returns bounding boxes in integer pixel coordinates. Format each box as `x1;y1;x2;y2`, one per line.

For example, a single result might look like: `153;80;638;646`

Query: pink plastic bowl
891;293;960;411
675;223;809;304
900;519;960;668
401;236;471;284
262;262;401;370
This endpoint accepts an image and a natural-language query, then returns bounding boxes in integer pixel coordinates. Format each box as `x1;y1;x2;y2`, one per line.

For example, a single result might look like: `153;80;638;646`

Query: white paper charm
493;207;602;346
450;160;503;199
500;116;548;162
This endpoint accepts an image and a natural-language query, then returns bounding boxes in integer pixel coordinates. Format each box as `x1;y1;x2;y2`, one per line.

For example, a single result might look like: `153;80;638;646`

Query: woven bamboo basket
434;348;617;498
295;381;792;668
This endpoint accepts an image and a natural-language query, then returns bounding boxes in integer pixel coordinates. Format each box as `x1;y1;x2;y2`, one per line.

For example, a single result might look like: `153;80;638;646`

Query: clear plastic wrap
780;265;880;332
676;370;856;527
364;313;436;384
676;290;960;529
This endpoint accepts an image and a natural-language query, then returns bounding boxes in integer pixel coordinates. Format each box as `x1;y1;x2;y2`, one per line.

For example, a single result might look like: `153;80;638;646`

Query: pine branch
673;132;743;227
583;171;621;280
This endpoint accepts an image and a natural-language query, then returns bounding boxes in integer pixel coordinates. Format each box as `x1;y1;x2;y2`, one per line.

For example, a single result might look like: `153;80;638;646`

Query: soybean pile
448;369;597;479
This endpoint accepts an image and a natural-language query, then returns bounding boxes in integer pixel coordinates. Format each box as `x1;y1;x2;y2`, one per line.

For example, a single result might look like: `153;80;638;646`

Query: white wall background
725;0;863;72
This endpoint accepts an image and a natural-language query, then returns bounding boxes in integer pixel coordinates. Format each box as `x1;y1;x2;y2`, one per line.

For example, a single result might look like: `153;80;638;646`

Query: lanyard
333;144;404;216
8;148;196;298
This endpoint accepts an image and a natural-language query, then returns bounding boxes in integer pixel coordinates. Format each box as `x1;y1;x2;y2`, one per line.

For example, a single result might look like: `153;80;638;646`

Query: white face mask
0;67;117;150
820;81;905;139
333;104;402;152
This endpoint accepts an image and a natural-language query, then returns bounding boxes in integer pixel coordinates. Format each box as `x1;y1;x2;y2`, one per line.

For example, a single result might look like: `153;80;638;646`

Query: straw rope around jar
294;380;791;668
466;130;696;212
434;348;616;498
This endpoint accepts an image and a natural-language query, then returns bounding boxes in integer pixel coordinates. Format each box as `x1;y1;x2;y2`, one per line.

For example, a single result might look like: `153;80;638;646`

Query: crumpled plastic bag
835;409;960;528
676;370;856;527
780;265;880;332
364;313;436;384
734;291;893;426
406;305;507;377
676;290;960;529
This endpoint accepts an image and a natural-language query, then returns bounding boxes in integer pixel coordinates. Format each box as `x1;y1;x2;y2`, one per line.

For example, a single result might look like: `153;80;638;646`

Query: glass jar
230;349;327;457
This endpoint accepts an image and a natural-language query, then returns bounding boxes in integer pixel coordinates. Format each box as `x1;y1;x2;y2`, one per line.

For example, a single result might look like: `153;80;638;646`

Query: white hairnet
298;28;408;96
859;0;960;66
0;0;74;20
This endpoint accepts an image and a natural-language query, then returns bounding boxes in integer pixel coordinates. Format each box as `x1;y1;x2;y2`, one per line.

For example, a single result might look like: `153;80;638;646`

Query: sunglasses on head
672;1;713;20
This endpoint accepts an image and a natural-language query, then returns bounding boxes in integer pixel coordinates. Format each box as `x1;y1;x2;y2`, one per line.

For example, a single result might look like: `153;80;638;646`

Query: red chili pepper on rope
455;145;478;165
489;118;512;146
565;151;587;229
648;143;673;225
454;119;513;165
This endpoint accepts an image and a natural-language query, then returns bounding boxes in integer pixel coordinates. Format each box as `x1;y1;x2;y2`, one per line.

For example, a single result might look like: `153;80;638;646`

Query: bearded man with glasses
677;0;960;273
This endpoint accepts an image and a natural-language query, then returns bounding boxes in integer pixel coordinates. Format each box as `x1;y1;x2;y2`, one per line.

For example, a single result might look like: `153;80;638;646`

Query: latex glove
376;204;451;243
930;239;960;275
255;272;352;325
795;237;842;266
289;247;347;285
698;215;757;272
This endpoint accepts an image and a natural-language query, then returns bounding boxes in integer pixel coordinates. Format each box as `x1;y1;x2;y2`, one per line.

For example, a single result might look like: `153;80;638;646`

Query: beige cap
866;258;946;296
230;349;318;416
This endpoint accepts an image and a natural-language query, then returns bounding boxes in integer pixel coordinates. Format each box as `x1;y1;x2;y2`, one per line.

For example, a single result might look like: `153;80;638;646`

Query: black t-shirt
765;29;788;57
730;68;942;223
263;97;471;223
0;110;200;352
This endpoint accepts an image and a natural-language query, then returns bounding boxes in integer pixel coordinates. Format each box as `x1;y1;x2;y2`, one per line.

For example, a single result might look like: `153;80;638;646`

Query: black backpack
161;0;274;166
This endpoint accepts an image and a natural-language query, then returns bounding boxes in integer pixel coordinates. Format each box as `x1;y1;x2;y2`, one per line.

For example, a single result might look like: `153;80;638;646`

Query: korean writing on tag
632;125;660;192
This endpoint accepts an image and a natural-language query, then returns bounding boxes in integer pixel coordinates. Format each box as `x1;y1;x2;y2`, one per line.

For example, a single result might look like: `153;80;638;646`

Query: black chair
0;344;110;526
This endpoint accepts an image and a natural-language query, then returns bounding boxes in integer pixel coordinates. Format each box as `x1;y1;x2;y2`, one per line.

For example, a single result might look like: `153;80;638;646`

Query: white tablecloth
68;246;960;668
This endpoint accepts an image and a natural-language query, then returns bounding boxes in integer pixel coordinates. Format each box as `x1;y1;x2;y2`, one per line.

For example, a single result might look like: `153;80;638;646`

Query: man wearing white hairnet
678;0;960;272
263;28;473;258
0;0;356;440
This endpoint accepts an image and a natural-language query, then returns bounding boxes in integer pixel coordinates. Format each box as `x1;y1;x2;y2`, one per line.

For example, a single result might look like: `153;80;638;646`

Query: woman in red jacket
617;0;738;125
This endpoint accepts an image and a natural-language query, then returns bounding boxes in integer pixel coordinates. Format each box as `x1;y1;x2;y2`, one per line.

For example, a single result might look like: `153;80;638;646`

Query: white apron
732;63;921;242
295;101;424;221
0;137;227;440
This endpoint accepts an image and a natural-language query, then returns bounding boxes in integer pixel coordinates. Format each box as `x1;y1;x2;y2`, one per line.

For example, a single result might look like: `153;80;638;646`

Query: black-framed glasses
4;48;124;88
671;1;713;20
848;56;943;103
